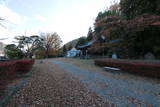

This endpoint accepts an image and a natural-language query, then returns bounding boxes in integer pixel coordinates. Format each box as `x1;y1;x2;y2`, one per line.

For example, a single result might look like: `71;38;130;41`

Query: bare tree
40;32;62;58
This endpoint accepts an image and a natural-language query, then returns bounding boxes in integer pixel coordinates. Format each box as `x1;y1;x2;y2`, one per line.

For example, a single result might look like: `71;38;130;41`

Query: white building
0;50;4;56
67;48;80;57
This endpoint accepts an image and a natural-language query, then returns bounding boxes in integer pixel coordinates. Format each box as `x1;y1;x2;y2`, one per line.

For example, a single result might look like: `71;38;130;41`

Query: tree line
5;32;62;59
65;0;160;59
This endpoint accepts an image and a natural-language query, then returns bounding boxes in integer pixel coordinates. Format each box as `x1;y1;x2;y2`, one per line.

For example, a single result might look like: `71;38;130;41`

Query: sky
0;0;119;45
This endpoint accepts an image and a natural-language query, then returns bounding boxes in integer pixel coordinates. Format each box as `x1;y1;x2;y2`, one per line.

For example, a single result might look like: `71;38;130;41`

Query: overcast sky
0;0;119;44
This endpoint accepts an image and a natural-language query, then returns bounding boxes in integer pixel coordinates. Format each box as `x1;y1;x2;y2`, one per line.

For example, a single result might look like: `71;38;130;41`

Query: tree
4;44;24;59
76;36;87;48
15;35;42;58
68;45;73;51
62;45;67;54
40;32;62;58
87;27;93;41
91;0;160;59
109;2;120;11
120;0;160;19
96;2;122;21
94;2;124;36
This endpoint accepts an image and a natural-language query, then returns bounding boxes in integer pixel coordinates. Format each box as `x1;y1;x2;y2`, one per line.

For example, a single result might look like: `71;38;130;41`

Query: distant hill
64;38;79;49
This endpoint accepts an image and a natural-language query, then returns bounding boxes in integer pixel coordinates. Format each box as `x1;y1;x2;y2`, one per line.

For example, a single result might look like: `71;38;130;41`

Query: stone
112;53;118;59
39;60;43;64
144;52;155;60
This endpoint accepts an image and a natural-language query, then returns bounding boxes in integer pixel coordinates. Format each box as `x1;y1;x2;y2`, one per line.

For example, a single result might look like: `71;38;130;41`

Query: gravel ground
7;60;113;107
57;58;160;84
53;59;160;107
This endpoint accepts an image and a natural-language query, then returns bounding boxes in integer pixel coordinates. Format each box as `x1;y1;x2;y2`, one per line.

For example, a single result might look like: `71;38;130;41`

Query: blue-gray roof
109;39;123;43
77;39;122;49
77;40;96;49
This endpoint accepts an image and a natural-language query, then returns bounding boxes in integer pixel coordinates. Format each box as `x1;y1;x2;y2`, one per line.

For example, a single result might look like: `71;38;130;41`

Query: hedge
0;59;34;100
95;58;160;78
15;59;35;73
0;59;35;77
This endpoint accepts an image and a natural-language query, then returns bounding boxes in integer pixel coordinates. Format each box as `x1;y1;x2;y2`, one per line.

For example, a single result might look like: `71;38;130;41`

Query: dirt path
52;59;160;107
7;60;112;107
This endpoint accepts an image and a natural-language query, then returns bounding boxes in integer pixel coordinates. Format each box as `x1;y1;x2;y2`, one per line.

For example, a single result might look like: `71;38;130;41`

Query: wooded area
79;0;160;59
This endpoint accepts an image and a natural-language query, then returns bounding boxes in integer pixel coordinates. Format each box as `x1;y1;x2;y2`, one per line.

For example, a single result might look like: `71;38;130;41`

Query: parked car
0;56;9;61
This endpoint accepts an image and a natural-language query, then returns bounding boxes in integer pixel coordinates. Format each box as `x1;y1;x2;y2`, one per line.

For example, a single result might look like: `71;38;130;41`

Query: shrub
95;58;160;78
0;59;35;76
15;59;35;73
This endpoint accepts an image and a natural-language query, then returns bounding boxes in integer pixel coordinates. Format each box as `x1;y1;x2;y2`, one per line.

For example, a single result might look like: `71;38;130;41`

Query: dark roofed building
77;40;97;58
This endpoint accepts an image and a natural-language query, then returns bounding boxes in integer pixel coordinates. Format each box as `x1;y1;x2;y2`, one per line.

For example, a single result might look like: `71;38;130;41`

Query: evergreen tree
63;45;67;54
87;27;93;41
76;36;87;48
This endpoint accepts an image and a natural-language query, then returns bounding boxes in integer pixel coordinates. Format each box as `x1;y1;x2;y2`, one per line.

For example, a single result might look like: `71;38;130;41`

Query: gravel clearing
6;60;113;107
53;60;160;107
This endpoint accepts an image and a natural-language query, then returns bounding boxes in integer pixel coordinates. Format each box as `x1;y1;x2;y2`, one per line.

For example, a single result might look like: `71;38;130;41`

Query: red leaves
0;59;35;75
0;59;34;98
95;58;160;78
15;59;35;72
